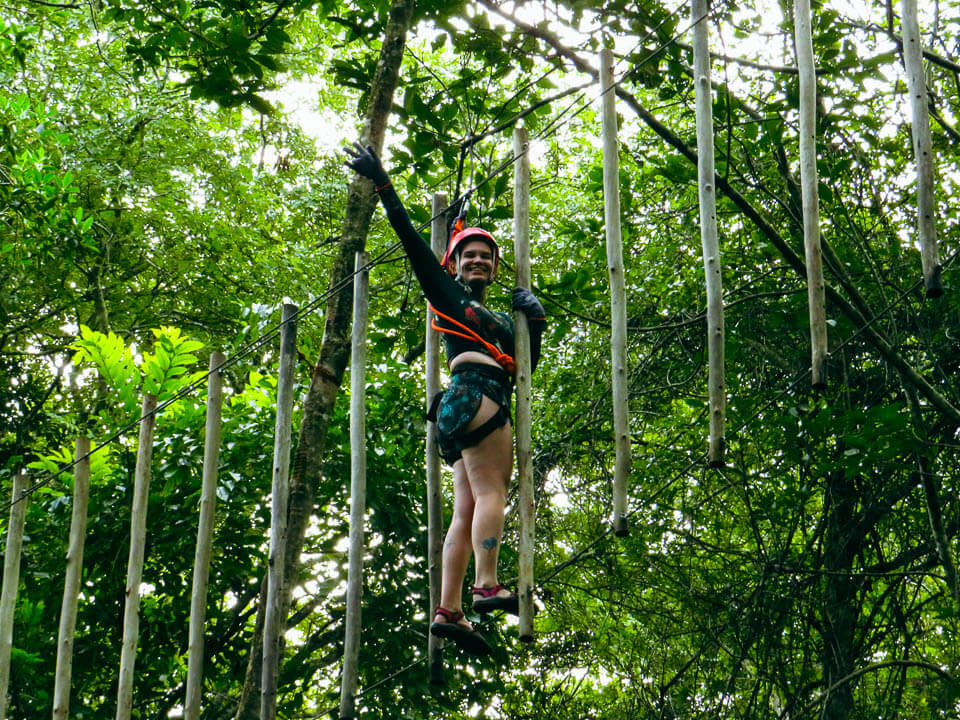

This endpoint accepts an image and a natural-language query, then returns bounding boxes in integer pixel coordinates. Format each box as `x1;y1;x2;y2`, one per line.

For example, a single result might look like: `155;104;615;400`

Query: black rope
315;656;426;718
535;251;959;588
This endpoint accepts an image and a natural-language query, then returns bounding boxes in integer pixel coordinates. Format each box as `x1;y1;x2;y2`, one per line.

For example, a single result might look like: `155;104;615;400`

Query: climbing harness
426;363;513;464
429;305;515;375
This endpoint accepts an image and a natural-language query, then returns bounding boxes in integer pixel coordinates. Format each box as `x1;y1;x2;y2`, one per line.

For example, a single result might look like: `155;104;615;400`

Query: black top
377;185;542;370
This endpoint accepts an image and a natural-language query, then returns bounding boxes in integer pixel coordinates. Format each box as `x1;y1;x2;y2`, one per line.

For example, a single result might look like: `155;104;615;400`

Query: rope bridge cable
6;123;540;511
4;140;544;512
453;0;691;154
535;249;959;588
314;656;427;718
3;237;411;510
533;7;709;144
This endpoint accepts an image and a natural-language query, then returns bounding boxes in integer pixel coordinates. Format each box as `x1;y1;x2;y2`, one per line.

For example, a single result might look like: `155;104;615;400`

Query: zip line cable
398;0;691;206
457;1;690;152
535;8;709;145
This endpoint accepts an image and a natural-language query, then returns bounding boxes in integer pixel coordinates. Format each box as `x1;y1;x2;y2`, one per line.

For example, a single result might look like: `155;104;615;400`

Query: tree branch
480;0;960;427
790;661;956;719
22;0;80;7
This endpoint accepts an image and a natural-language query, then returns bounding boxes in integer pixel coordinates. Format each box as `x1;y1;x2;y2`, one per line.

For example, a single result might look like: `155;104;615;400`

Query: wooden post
600;48;632;536
901;0;942;297
261;304;298;720
513;126;536;642
793;0;829;389
184;352;225;720
53;438;92;720
116;393;158;720
691;1;726;467
426;194;446;684
0;473;29;720
339;253;370;720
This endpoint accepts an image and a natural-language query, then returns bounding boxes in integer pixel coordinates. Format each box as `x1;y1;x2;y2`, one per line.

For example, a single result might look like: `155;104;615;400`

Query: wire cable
535;250;959;588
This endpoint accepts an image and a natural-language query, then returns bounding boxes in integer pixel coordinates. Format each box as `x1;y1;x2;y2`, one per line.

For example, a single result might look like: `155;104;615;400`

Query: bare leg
434;462;474;628
460;395;513;596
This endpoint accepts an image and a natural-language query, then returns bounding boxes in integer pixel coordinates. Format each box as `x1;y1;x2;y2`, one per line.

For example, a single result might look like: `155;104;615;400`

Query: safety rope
429;305;516;375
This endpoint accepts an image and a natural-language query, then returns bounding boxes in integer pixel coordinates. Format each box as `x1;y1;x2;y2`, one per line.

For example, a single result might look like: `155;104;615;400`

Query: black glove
512;287;546;321
343;142;390;188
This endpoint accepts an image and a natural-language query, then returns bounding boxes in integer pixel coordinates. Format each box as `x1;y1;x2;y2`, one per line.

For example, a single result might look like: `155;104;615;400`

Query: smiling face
456;239;496;287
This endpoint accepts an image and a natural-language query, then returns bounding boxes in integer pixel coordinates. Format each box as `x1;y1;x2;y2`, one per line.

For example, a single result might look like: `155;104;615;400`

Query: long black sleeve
377;185;465;318
530;321;544;372
376;183;545;374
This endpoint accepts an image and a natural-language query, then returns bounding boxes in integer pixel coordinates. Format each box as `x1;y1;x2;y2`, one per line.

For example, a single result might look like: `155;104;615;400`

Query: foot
432;607;473;631
472;584;519;615
430;606;492;656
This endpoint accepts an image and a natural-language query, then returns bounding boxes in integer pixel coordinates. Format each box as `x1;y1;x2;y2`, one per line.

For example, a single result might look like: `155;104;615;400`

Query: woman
345;143;546;656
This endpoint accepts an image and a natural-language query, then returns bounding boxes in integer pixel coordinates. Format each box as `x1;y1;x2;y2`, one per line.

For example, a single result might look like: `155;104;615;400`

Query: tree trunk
261;304;297;720
0;473;29;720
115;393;158;720
426;195;446;684
820;470;859;720
338;252;369;719
599;48;632;532
53;437;92;720
184;352;225;720
900;0;942;296
232;1;414;716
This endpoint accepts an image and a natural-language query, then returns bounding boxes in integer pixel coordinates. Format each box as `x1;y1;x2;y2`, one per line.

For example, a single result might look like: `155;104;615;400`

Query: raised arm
344;143;462;311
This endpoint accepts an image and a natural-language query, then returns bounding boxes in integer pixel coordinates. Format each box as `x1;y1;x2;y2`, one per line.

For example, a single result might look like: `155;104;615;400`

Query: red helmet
441;227;500;277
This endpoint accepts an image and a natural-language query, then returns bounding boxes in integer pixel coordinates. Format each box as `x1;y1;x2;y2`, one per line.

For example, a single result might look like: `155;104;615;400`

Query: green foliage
141;327;206;400
3;0;960;718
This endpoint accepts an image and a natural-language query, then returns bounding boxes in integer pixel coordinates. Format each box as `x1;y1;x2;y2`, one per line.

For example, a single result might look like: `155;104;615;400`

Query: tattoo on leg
445;539;457;548
481;536;499;551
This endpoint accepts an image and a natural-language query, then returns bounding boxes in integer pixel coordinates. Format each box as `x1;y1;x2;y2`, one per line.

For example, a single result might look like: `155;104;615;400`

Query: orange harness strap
429;304;516;375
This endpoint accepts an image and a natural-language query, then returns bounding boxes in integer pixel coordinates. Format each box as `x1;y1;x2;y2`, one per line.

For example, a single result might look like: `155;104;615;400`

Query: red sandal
429;606;492;656
472;585;520;615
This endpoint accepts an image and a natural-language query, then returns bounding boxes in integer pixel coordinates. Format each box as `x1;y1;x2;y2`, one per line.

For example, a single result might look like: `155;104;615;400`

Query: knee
450;505;475;527
474;485;507;507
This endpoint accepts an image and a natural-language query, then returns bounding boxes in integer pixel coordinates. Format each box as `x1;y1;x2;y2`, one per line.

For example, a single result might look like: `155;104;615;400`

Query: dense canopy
2;0;959;718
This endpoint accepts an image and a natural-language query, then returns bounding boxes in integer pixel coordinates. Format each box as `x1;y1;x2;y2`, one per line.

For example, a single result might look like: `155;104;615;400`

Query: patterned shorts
435;364;513;465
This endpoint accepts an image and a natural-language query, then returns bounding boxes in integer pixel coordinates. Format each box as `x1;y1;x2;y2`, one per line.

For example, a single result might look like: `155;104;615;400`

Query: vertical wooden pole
513;126;536;642
691;1;726;467
261;304;297;720
116;393;158;720
53;438;92;720
340;253;370;720
0;473;29;720
184;352;225;720
793;0;829;389
600;49;632;536
901;0;942;297
426;194;446;684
